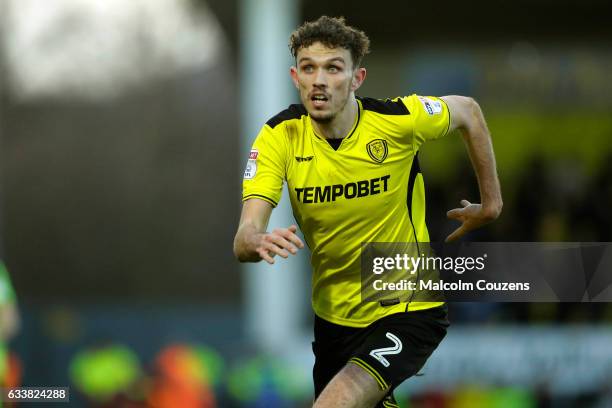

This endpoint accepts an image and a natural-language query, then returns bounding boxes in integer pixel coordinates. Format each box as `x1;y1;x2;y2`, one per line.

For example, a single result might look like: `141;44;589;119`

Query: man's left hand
445;199;500;242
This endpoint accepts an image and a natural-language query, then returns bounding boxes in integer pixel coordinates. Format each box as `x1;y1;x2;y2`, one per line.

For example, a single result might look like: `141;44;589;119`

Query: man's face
290;42;364;123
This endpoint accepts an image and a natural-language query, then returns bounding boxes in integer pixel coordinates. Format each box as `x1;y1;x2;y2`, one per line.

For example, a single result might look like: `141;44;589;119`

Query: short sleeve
402;94;451;148
242;124;288;207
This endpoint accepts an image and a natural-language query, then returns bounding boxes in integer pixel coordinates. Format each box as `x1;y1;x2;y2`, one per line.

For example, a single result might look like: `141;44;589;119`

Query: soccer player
233;16;502;408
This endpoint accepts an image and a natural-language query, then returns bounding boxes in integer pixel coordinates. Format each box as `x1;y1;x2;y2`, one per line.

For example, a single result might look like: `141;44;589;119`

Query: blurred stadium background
1;0;612;406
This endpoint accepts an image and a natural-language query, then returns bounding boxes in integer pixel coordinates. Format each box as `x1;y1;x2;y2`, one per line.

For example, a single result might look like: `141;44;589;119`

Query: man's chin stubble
310;113;334;124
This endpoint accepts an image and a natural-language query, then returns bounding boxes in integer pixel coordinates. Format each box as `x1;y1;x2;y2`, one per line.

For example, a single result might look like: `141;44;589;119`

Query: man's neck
311;96;358;140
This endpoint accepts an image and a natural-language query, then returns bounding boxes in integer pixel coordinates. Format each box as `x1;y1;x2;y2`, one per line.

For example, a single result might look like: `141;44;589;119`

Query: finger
268;234;298;254
447;208;464;220
261;240;290;258
276;226;305;249
285;233;304;249
259;244;278;260
258;248;275;264
281;229;305;249
271;234;296;253
445;225;467;243
460;199;471;207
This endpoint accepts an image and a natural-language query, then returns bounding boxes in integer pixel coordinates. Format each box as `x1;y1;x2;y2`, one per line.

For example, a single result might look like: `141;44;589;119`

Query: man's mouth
311;94;329;108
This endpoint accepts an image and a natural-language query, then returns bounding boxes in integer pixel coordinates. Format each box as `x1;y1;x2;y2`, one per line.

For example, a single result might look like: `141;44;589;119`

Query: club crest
366;139;388;163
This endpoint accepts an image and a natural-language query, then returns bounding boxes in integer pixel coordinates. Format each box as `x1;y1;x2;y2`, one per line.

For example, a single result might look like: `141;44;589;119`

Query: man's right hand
254;224;305;264
234;198;305;263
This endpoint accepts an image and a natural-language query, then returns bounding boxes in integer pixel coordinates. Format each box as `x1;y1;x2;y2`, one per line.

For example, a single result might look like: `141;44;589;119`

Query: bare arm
441;95;503;242
233;198;304;264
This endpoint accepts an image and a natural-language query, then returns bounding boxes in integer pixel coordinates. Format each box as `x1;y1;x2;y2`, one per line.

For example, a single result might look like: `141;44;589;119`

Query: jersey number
369;332;402;368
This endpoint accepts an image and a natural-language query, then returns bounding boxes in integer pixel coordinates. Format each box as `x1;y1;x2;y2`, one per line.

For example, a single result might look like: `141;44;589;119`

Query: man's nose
313;68;327;87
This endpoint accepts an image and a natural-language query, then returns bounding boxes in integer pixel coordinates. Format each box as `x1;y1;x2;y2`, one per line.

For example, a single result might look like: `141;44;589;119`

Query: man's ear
351;67;367;92
289;66;299;89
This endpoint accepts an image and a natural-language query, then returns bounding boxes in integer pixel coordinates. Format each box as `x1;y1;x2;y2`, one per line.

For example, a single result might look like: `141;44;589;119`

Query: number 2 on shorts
369;332;403;367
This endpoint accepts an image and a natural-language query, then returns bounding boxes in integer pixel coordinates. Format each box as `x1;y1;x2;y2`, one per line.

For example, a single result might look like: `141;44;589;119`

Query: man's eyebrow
297;56;346;64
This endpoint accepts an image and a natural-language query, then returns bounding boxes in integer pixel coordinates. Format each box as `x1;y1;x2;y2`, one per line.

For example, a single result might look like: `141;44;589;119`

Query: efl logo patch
419;97;443;115
366;139;388;163
243;159;257;179
244;149;258;179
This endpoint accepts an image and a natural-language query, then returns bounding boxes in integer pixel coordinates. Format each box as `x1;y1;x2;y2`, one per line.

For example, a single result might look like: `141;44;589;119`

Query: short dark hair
289;16;370;68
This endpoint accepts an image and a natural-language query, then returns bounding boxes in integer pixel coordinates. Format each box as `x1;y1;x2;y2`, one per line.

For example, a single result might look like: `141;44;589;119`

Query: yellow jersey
242;94;450;327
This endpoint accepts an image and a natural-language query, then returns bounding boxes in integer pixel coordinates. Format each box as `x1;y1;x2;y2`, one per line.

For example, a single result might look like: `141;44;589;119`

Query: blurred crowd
41;341;612;408
426;152;612;324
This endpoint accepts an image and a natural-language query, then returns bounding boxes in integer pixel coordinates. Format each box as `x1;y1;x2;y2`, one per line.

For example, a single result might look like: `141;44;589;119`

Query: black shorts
312;306;449;407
